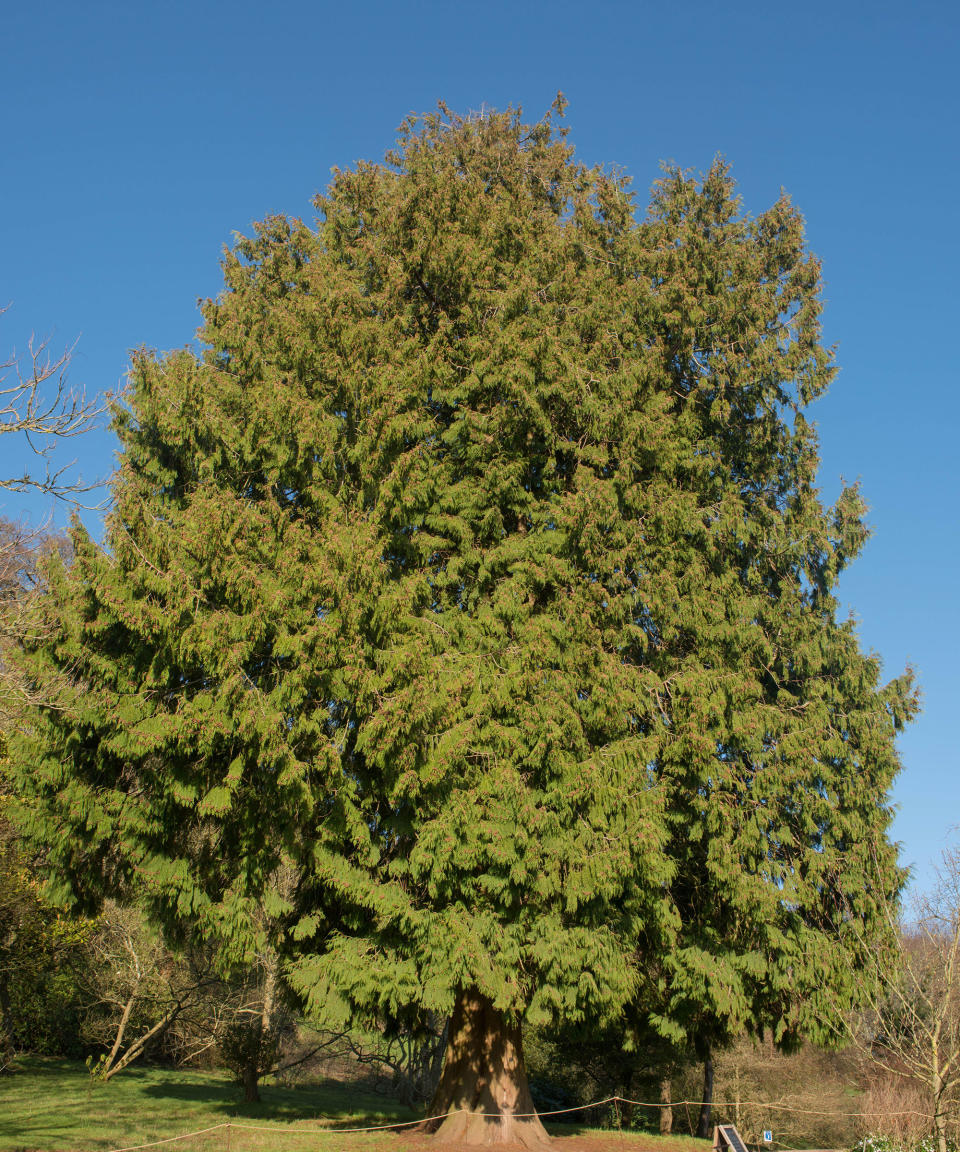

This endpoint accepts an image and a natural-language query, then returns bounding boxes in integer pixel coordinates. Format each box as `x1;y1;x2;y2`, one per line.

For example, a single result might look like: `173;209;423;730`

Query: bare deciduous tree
1;306;105;501
0;517;74;730
850;848;960;1152
0;308;104;728
0;314;106;1065
81;902;215;1081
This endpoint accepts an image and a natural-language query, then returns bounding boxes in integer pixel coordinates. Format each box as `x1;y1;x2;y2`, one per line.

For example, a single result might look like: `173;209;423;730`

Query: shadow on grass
543;1122;712;1145
139;1077;415;1124
544;1122;665;1139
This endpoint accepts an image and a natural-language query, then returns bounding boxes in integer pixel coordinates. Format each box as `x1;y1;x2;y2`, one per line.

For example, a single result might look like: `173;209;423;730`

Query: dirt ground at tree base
394;1129;711;1152
397;1138;828;1152
390;1132;837;1152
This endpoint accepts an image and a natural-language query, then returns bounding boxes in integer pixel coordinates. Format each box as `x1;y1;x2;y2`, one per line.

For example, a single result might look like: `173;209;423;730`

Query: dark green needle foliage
10;100;914;1129
630;165;917;1074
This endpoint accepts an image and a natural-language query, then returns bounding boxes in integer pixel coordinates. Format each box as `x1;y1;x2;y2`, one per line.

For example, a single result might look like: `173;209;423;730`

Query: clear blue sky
2;0;957;892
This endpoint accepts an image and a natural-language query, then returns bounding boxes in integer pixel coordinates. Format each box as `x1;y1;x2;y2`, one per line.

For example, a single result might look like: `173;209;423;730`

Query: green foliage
0;802;92;1059
8;100;915;1068
635;166;917;1060
1;520;93;1062
524;1021;661;1120
218;1018;282;1085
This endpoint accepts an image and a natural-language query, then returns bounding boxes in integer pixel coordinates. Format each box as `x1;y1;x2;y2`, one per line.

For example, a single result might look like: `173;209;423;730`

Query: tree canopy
10;101;916;1147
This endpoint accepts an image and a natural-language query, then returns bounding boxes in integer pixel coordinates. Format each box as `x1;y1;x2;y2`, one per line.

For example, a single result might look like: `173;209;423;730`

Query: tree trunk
659;1077;673;1136
99;992;137;1076
620;1069;634;1128
262;954;280;1036
423;989;550;1149
696;1049;714;1139
932;1077;948;1152
241;948;280;1103
0;971;14;1055
242;1058;260;1103
100;998;183;1080
934;1110;947;1152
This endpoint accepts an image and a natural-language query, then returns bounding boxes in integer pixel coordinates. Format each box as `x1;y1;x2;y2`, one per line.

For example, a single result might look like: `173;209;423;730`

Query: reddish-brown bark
422;990;551;1150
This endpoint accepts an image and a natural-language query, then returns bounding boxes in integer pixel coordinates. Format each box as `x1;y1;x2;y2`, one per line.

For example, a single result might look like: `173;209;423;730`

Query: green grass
0;1059;413;1152
0;1060;713;1152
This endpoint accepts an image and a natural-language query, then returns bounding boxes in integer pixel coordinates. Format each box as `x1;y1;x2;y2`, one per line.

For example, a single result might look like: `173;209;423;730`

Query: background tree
80;901;218;1081
11;102;913;1147
211;865;297;1103
850;849;960;1152
0;517;74;732
0;521;90;1068
1;306;103;502
0;791;92;1066
1;307;102;720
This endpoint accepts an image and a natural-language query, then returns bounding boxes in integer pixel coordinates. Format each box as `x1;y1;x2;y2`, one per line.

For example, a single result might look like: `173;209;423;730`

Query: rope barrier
97;1093;938;1152
100;1110;466;1152
104;1125;231;1152
230;1109;467;1134
605;1099;933;1120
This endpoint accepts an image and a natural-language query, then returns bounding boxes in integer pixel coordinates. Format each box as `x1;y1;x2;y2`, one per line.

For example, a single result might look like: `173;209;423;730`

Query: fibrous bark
423;990;550;1149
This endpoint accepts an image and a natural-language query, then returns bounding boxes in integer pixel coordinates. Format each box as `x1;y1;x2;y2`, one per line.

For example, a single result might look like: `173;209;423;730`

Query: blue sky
2;0;957;892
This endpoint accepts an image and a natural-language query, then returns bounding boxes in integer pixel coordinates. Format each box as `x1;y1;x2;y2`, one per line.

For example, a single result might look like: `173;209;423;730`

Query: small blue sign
763;1132;773;1144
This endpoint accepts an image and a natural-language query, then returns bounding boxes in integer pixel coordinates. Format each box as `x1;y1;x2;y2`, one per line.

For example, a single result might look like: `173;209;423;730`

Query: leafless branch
1;305;108;503
841;847;960;1152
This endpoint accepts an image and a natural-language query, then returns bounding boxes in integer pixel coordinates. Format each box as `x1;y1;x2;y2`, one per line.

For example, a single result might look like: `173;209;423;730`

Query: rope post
225;1123;231;1152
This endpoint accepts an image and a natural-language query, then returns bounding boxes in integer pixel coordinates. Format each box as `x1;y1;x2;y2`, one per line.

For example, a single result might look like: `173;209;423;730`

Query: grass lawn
0;1059;411;1152
0;1059;710;1152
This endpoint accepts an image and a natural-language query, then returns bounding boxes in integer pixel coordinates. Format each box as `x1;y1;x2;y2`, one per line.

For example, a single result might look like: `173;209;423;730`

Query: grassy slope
0;1060;710;1152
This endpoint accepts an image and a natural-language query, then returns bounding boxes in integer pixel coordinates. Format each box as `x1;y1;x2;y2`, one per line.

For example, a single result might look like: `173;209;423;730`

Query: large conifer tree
617;166;916;1135
12;103;914;1146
